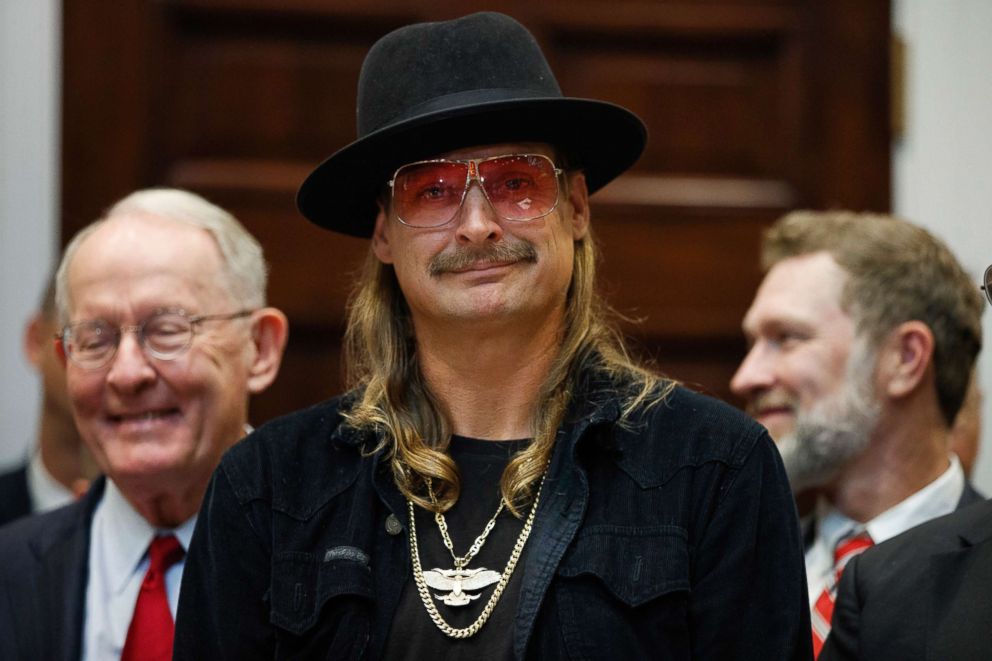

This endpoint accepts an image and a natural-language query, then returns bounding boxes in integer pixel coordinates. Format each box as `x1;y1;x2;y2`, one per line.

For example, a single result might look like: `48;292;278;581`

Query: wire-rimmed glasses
58;308;254;369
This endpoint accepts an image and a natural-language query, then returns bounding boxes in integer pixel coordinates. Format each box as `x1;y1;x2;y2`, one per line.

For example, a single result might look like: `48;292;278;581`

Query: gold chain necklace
429;479;505;570
407;470;548;639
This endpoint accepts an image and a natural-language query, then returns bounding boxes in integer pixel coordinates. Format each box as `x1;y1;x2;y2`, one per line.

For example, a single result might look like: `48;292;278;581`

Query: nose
454;183;504;244
730;341;775;398
105;331;156;393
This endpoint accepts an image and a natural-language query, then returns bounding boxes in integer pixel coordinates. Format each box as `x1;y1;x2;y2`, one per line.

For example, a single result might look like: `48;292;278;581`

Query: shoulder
620;384;770;465
0;464;30;525
0;497;90;576
0;464;27;490
605;384;777;490
854;498;992;582
219;393;373;519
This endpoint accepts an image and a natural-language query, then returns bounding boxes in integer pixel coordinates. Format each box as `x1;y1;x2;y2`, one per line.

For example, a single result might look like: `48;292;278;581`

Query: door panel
62;1;890;423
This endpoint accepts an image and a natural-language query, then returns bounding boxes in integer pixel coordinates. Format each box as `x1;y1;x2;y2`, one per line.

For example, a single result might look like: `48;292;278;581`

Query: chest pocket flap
558;525;689;607
269;547;374;635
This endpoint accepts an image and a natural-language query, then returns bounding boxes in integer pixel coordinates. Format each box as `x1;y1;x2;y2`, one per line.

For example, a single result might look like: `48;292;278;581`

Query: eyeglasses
983;264;992;306
58;308;254;370
388;153;563;228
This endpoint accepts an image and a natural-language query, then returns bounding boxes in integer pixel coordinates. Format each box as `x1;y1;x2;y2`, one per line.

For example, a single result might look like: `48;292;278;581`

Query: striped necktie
811;530;873;658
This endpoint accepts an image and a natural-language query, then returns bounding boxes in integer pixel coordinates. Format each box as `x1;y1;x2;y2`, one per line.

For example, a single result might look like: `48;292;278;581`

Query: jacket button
385;513;403;535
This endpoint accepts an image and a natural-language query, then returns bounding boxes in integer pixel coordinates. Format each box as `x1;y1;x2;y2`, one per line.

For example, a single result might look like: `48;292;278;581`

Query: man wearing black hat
175;12;811;660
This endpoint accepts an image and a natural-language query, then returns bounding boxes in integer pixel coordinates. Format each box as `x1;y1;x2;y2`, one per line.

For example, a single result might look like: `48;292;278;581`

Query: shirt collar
865;453;965;543
99;479;197;594
816;453;965;550
26;448;75;513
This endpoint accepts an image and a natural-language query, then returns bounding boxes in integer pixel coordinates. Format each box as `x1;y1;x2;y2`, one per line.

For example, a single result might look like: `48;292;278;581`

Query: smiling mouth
756;407;793;419
108;409;180;424
449;260;517;274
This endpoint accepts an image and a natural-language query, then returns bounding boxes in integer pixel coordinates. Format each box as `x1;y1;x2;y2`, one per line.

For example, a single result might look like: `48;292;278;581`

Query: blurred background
2;0;990;490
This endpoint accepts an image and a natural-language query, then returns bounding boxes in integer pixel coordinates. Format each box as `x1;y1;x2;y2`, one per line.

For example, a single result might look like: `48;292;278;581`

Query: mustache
428;240;538;277
746;391;795;416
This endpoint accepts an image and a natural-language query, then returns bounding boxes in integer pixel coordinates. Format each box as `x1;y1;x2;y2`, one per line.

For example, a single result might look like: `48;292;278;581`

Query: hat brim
297;97;646;238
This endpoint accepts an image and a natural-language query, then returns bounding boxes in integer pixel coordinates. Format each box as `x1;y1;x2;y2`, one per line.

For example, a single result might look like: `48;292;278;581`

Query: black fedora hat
297;11;647;238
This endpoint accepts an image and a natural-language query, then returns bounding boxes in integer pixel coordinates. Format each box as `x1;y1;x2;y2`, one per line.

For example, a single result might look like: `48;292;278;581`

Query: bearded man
821;263;991;661
730;210;984;657
174;12;810;660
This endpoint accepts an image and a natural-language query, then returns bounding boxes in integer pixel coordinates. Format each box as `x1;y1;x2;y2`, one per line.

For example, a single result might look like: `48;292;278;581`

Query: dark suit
821;496;992;661
0;478;104;661
0;464;32;526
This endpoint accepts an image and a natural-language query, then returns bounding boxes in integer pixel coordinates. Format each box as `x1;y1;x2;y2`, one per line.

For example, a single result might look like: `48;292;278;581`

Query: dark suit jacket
0;478;104;661
802;483;982;552
0;464;32;526
821;495;992;661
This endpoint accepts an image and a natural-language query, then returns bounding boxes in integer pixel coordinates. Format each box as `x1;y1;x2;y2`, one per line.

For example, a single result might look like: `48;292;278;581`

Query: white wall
1;3;989;492
893;0;992;492
0;0;60;469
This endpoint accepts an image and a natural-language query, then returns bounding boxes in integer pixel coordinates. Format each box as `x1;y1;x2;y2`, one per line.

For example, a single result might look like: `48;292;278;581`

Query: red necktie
811;530;873;658
121;534;185;661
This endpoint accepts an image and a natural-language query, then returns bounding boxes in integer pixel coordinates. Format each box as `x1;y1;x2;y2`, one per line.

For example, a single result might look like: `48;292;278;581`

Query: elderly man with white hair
0;188;288;661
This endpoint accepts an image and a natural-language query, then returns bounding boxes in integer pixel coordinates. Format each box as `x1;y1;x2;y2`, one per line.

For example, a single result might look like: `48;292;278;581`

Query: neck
116;472;211;528
825;405;951;522
37;398;98;494
415;310;564;440
115;420;247;528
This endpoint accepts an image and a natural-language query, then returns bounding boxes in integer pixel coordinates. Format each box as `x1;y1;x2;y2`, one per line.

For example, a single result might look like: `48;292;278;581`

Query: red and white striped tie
811;530;873;658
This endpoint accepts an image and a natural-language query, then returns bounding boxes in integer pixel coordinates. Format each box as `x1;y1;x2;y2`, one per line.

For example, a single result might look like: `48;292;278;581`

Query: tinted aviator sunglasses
388;153;564;228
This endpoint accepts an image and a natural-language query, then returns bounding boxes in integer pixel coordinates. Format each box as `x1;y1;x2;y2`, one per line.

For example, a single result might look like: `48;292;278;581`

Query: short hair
762;210;984;426
56;188;268;321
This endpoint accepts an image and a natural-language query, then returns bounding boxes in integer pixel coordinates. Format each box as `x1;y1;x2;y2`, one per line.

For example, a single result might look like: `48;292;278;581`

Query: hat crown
357;12;562;137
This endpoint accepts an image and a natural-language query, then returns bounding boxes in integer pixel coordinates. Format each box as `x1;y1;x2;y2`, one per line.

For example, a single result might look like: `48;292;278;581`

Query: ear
878;321;934;399
371;204;394;264
565;172;590;241
246;307;289;394
23;313;47;369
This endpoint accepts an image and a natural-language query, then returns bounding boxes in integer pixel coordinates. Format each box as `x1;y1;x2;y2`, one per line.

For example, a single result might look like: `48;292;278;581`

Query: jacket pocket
554;525;690;659
269;549;373;659
558;525;689;605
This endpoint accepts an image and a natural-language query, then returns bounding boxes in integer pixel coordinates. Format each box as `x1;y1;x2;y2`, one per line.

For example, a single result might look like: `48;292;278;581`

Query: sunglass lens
479;155;559;221
393;161;468;227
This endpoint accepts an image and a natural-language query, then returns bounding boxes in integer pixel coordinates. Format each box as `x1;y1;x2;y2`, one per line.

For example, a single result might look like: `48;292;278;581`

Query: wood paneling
62;0;890;421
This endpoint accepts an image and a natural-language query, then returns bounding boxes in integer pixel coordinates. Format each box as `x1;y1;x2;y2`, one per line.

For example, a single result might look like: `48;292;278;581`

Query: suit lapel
925;504;992;661
28;478;104;660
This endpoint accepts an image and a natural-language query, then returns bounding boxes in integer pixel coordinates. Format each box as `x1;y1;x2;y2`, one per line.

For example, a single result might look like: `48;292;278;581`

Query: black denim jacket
174;375;812;660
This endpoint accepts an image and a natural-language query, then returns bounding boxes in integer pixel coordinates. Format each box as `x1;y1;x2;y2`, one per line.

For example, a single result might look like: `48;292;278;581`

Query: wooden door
62;0;891;424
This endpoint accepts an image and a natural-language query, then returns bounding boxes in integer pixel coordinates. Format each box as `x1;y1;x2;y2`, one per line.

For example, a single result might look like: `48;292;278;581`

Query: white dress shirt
83;480;196;661
804;454;965;606
26;448;75;513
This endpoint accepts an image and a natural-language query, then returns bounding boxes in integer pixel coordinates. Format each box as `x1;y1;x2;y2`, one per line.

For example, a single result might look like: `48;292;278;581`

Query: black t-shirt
383;436;530;660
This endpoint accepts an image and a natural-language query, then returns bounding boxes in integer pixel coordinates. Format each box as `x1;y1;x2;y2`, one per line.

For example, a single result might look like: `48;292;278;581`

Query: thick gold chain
408;470;548;639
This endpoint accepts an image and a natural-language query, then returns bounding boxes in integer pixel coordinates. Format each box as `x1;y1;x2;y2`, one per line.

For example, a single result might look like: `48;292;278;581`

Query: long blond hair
342;220;671;516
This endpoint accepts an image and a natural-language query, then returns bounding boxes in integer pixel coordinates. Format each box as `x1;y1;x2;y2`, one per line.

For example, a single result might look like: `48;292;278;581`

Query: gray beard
777;348;881;493
778;421;873;493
